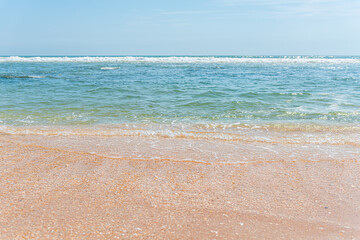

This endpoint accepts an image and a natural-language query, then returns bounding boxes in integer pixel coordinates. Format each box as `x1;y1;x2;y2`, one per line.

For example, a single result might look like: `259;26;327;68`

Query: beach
0;124;359;239
1;56;360;239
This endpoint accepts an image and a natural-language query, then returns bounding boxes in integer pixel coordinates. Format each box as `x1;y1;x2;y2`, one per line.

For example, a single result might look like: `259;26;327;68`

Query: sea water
1;56;359;125
1;56;360;159
0;56;359;129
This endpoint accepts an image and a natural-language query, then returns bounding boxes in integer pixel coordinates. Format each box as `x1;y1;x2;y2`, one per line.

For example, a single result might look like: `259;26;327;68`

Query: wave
1;123;359;146
0;75;45;79
100;67;120;70
1;56;360;64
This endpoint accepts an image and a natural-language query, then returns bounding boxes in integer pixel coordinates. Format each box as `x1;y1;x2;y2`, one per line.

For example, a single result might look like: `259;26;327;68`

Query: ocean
0;56;360;147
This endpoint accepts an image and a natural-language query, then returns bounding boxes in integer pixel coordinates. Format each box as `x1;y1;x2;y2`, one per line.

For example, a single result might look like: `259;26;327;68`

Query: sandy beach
1;128;359;239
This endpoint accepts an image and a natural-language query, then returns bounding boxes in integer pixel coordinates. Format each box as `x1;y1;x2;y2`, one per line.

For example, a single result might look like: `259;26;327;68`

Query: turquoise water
1;56;360;126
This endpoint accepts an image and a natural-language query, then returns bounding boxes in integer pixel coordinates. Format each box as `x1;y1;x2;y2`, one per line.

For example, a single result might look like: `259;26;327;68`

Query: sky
0;0;360;55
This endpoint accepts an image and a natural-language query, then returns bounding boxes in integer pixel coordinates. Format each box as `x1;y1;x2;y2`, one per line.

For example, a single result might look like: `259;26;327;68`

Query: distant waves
1;56;360;64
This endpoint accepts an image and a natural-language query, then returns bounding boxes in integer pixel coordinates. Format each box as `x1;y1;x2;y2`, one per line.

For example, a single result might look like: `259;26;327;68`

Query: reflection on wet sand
0;131;359;239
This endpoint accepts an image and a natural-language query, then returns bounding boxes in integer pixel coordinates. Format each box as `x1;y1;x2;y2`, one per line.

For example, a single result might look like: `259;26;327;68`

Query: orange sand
0;132;359;239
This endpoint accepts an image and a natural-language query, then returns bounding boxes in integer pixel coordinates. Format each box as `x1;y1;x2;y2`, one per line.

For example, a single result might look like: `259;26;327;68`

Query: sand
0;132;359;239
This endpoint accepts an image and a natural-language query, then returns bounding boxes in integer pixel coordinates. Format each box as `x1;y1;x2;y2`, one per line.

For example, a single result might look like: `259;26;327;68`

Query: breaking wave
1;56;360;64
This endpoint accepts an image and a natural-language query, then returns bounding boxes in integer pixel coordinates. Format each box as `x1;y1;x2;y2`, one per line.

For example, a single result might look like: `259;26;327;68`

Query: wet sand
0;132;359;239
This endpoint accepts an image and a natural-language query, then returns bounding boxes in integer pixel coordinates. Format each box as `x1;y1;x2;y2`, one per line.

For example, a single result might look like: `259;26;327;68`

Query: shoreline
1;129;359;239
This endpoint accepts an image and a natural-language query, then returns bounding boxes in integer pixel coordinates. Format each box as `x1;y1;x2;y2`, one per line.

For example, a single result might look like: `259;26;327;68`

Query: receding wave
1;56;360;64
1;123;359;146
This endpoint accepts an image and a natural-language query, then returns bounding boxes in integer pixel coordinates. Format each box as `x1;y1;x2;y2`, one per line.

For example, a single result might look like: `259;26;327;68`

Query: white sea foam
27;75;45;78
1;56;360;64
1;124;359;146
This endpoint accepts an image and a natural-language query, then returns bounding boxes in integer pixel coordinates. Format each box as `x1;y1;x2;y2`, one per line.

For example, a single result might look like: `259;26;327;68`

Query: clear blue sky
1;0;359;55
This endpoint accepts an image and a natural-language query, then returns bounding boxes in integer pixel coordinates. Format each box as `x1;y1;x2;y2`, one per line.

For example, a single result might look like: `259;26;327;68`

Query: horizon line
1;54;360;57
